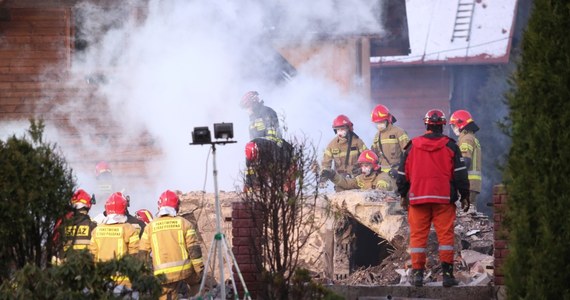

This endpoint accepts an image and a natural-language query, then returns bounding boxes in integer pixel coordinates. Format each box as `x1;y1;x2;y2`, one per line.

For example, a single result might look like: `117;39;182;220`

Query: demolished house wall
179;188;496;292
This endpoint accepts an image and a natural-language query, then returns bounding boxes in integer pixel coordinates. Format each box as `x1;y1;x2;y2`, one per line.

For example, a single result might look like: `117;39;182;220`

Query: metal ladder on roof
451;0;476;42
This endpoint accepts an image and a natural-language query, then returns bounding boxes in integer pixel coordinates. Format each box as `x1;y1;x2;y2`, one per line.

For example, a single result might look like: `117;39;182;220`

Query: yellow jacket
322;133;367;176
140;215;204;283
332;170;393;191
89;222;139;261
370;124;409;172
458;131;482;192
89;222;139;287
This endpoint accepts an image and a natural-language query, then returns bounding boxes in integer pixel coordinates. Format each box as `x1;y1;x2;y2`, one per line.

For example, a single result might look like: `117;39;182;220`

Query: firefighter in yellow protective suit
321;114;368;191
370;104;409;185
450;110;482;213
321;150;394;191
89;192;139;288
139;190;204;300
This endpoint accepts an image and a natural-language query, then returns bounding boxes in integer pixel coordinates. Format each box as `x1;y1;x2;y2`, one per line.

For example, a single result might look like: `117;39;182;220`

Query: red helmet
357;150;379;170
332;114;353;131
245;141;259;161
135;209;154;224
105;192;127;215
371;104;392;123
71;189;93;209
158;190;180;210
424;109;447;125
95;161;111;177
240;91;261;108
449;110;474;130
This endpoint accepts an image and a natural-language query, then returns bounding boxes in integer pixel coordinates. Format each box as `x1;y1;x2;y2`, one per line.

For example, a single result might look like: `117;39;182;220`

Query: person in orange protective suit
396;109;469;287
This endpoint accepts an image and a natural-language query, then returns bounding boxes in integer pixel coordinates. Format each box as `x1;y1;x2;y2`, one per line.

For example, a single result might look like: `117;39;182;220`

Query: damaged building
178;189;495;288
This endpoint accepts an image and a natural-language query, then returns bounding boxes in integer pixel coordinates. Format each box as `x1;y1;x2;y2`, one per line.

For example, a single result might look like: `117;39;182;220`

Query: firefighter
124;195;146;238
139;190;204;300
450;110;482;214
89;192;139;288
370;104;409;184
321;114;368;191
320;150;393;191
95;160;113;203
54;189;98;260
135;208;154;224
244;136;296;193
396;109;470;287
240;90;282;139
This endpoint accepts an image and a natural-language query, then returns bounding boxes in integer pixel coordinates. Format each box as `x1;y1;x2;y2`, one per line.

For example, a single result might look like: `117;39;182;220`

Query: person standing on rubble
396;109;470;287
244;136;296;193
321;114;368;191
139;190;204;300
320;150;393;191
450;110;482;214
240;90;282;139
370;104;409;185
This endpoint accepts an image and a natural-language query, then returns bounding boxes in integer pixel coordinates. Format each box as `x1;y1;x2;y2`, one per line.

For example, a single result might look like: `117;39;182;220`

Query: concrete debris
178;190;495;288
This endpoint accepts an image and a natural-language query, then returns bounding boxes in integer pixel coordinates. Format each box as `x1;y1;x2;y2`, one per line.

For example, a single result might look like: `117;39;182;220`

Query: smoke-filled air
25;0;387;214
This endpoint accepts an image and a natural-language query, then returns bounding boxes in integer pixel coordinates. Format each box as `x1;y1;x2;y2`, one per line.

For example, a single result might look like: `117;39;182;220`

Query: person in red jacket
396;109;470;288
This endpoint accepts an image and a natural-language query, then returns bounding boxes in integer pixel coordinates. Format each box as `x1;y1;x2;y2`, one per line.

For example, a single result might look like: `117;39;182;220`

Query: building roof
371;0;518;66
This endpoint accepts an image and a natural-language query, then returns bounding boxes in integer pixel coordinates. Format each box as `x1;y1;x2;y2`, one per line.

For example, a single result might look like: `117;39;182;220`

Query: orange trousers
408;203;456;269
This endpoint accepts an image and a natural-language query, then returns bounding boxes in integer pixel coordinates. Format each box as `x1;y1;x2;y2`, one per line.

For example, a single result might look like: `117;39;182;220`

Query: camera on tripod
191;122;234;145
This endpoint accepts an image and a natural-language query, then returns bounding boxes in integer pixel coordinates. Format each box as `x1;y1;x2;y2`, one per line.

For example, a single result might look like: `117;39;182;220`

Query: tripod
196;142;251;300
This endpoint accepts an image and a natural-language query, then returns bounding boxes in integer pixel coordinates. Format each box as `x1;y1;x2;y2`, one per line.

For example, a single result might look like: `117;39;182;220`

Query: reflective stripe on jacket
89;223;139;261
332;171;393;191
140;216;203;283
322;132;367;175
370;124;409;171
397;133;469;205
458;132;482;192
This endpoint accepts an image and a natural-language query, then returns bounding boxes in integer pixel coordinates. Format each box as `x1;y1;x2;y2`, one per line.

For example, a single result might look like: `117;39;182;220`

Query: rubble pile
178;189;495;287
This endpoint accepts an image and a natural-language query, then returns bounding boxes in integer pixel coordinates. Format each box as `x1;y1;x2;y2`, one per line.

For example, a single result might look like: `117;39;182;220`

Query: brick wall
231;201;260;299
0;5;160;183
493;184;508;286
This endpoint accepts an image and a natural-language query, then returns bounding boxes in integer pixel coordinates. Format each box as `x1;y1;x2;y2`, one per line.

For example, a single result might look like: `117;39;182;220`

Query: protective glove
351;164;362;176
320;169;335;181
400;195;409;211
460;190;470;212
388;164;400;178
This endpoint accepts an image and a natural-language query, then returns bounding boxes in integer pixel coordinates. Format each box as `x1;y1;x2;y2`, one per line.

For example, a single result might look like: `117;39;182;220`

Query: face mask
377;122;387;131
337;129;348;138
452;126;461;136
361;165;372;175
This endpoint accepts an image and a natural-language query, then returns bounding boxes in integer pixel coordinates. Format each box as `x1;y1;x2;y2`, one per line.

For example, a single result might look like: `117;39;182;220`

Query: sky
10;0;387;214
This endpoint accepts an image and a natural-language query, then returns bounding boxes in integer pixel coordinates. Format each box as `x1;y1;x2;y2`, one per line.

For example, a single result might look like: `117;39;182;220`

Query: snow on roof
371;0;518;66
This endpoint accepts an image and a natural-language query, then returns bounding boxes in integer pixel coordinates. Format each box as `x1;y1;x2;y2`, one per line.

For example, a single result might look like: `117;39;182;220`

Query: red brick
493;195;502;205
495;276;504;286
233;219;254;228
500;248;510;258
493;184;507;195
234;254;254;264
494;214;502;223
239;227;258;237
236;263;258;273
238;246;254;255
495;239;508;249
233;237;253;246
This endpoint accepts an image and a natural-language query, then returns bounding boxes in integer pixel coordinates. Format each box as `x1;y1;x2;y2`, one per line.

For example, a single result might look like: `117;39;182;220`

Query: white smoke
51;0;385;213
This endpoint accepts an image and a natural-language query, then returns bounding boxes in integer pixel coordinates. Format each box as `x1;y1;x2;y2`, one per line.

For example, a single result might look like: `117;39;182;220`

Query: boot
442;262;459;287
411;269;424;287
